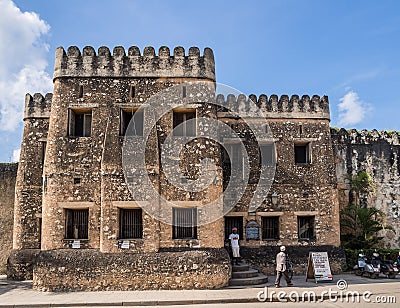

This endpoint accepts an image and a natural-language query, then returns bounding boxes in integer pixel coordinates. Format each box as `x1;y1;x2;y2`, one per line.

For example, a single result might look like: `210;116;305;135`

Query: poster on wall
306;251;333;282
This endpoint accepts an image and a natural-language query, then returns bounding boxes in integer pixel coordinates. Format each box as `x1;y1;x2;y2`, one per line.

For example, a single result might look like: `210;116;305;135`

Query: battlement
331;128;400;145
24;93;52;119
53;46;215;81
216;93;330;119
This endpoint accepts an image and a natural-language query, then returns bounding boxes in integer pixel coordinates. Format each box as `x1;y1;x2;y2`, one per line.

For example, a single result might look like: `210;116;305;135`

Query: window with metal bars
65;209;89;239
120;109;143;136
173;110;196;136
298;216;315;240
68;109;92;137
224;216;243;240
172;208;197;239
262;216;279;240
119;208;143;239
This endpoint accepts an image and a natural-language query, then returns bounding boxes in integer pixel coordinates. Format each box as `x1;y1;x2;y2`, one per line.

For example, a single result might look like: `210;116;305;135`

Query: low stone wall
7;249;41;280
33;248;231;291
240;245;346;276
0;163;17;274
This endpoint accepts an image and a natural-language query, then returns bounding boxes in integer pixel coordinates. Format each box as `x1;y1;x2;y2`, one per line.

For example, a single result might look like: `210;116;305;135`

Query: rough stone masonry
1;45;399;290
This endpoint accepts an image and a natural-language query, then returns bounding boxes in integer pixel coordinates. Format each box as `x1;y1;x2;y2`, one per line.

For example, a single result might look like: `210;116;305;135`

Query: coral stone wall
332;128;400;248
219;94;340;248
0;163;17;274
33;248;230;291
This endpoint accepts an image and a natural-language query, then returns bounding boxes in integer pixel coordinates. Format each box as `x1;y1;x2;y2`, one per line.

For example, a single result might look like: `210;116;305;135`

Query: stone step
229;274;268;286
232;264;250;272
232;269;259;279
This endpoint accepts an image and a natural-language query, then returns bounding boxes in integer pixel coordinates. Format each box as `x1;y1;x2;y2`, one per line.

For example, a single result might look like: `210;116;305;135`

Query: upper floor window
120;109;143;136
68;109;92;137
298;215;315;240
173;110;196;137
294;142;311;164
223;143;245;181
259;144;275;165
172;207;197;239
65;209;89;240
119;208;143;239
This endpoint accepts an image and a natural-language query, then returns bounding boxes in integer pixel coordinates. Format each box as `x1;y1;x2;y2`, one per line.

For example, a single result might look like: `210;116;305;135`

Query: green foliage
340;171;391;249
345;171;375;205
340;205;390;249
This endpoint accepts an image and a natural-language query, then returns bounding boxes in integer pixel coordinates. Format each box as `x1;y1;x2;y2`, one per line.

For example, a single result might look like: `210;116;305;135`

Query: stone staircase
228;262;268;288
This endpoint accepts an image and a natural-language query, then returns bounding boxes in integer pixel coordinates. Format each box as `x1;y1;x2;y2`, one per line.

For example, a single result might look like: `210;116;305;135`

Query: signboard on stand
306;252;333;282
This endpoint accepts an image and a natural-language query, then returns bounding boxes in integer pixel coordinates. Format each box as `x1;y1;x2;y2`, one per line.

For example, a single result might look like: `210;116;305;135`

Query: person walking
275;245;293;288
228;227;241;265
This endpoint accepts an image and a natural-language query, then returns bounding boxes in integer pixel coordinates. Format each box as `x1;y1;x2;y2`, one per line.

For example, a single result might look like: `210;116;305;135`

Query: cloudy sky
1;0;400;162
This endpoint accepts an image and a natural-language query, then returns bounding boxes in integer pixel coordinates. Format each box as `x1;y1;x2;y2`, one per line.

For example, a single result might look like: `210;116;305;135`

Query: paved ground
0;274;399;307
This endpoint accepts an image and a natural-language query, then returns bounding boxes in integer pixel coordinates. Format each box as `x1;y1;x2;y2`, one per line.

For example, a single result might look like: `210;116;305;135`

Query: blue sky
1;0;400;162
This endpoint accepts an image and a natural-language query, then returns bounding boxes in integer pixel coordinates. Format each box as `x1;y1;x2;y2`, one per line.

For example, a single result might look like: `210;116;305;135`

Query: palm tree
340;171;390;248
346;171;375;207
340;205;389;248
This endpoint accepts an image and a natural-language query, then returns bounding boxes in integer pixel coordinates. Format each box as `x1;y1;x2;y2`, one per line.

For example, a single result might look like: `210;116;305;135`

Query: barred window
262;216;279;240
65;209;89;239
120;109;143;136
173;110;196;137
298;216;315;240
68;109;92;137
224;216;243;239
119;208;143;239
172;207;197;239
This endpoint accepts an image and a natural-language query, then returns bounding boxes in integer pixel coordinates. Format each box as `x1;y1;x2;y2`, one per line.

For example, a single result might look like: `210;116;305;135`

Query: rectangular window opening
78;85;84;98
298;215;315;240
225;143;245;181
129;85;135;99
260;144;275;166
173;110;196;137
182;86;187;98
120;109;143;136
119;208;143;239
172;207;197;239
294;142;311;164
262;216;279;240
65;209;89;240
68;109;92;137
224;216;243;240
40;141;47;166
73;178;81;185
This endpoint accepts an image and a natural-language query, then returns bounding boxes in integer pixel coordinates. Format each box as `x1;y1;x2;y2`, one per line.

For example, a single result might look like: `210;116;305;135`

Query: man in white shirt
228;227;241;265
275;245;293;287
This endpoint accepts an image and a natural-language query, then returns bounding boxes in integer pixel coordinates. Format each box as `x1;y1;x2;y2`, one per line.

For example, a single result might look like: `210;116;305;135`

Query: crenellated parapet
24;93;52;120
53;46;215;81
216;93;330;119
331;128;400;145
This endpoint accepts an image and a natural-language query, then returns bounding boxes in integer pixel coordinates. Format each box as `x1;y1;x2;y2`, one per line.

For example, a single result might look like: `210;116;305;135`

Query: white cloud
338;91;370;126
11;148;20;162
0;0;52;131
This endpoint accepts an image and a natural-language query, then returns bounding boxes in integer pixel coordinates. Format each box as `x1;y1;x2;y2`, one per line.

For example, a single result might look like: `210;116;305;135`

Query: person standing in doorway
275;245;293;288
229;227;241;265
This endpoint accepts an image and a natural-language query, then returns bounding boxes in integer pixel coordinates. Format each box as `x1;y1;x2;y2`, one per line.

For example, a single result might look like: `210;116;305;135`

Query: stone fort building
3;45;400;290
